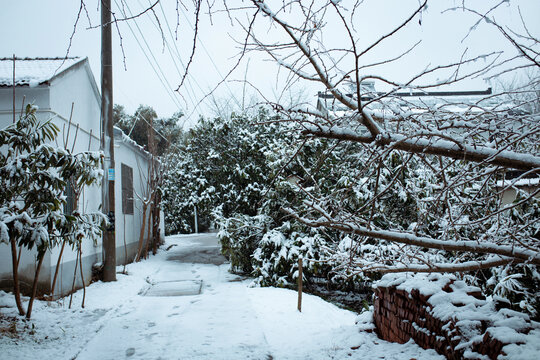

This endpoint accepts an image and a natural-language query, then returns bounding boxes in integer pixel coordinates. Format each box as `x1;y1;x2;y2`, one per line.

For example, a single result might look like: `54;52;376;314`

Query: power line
114;0;183;111
154;0;217;127
123;0;183;110
177;6;242;110
140;0;203;118
156;1;206;107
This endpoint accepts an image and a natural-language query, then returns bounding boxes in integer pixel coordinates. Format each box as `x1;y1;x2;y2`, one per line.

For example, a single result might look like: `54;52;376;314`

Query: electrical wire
114;0;184;111
177;5;242;110
140;0;203;117
156;1;205;107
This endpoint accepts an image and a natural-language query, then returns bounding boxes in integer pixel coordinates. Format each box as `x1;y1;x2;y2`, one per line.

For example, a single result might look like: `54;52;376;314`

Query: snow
0;57;85;86
0;221;8;243
113;126;153;159
0;234;443;360
496;177;540;188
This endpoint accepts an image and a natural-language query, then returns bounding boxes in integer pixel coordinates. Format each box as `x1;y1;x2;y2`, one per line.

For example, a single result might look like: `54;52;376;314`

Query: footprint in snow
125;347;136;357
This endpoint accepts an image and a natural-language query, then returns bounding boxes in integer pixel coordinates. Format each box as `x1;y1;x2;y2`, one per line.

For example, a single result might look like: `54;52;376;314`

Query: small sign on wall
108;168;115;181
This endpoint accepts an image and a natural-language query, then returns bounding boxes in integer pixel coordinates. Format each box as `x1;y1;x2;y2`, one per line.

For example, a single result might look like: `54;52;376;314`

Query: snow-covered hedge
252;227;330;287
162;107;540;319
217;213;272;274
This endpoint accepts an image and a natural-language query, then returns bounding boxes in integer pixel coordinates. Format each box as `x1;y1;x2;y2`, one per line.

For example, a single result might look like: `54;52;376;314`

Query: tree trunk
50;240;66;300
143;197;154;259
135;201;148;261
68;247;80;309
79;247;86;308
10;238;25;316
152;190;161;255
26;251;45;319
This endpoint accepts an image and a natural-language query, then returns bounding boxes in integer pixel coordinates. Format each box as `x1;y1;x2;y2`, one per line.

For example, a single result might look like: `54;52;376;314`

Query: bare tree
73;1;539;276
225;0;540;275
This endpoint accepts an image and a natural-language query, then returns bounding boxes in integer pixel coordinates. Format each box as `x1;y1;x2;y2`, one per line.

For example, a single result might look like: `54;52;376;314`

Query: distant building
315;82;538;204
316;82;494;115
0;57;164;297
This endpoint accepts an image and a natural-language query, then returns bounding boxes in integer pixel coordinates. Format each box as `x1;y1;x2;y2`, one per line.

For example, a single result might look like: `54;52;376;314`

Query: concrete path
1;233;443;360
75;233;273;360
166;233;228;266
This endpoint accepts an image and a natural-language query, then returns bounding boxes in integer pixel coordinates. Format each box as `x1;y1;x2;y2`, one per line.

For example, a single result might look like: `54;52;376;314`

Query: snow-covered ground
0;234;443;359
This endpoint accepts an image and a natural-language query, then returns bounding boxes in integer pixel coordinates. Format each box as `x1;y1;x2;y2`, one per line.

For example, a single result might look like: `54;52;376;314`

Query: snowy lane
1;234;443;360
76;277;272;360
163;280;273;359
77;234;273;360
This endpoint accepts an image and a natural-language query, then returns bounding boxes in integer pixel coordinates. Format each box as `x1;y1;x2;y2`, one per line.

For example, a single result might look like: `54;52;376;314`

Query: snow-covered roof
113;126;153;160
0;57;86;87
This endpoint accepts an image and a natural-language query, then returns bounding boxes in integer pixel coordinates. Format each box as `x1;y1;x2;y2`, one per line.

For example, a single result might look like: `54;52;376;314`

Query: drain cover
143;280;202;297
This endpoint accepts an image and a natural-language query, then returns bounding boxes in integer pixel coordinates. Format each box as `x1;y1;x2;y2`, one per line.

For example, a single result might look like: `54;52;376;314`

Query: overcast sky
1;0;539;127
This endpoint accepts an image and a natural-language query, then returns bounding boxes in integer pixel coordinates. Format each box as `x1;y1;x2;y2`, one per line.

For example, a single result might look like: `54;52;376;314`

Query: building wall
46;61;103;296
0;86;50;115
48;61;101;143
0;85;54;295
0;61;160;298
114;132;153;265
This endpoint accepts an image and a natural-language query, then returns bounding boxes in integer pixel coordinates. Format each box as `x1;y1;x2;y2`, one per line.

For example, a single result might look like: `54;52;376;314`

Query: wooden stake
297;258;303;312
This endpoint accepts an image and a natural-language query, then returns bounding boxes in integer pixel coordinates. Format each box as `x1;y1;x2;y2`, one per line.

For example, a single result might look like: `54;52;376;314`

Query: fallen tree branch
302;125;540;171
284;208;540;266
363;257;515;274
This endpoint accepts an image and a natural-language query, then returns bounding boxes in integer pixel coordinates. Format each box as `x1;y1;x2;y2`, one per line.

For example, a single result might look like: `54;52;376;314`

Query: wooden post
194;204;198;233
297;258;303;312
12;55;15;123
101;0;116;282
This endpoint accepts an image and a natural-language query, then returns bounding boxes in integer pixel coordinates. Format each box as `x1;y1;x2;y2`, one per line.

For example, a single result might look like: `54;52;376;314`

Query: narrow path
1;234;443;360
76;234;273;360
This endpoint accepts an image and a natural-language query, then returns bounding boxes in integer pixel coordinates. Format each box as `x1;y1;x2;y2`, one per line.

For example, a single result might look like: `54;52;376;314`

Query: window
121;163;134;214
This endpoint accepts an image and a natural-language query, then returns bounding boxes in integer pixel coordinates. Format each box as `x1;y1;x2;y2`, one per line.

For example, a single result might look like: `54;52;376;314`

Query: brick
466;290;486;300
372;281;528;360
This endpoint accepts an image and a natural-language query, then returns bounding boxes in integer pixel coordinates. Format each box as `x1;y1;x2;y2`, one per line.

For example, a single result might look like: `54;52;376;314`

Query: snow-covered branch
364;257;514;274
302;124;540;172
284;208;540;265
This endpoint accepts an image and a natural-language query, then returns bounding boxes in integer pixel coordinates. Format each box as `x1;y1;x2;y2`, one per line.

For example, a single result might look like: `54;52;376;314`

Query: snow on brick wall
372;274;538;360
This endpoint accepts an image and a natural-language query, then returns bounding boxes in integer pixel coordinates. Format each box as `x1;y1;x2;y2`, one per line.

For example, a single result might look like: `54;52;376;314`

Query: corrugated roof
0;57;85;87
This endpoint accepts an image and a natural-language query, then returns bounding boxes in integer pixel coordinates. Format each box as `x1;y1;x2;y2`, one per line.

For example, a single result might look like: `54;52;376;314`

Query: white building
0;57;163;297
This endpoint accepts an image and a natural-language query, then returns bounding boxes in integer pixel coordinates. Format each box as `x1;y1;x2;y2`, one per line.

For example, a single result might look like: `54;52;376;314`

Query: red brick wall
373;279;527;359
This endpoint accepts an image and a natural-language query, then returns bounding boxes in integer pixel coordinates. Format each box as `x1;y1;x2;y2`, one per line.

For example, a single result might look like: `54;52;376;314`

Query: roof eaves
0;57;83;87
47;57;87;84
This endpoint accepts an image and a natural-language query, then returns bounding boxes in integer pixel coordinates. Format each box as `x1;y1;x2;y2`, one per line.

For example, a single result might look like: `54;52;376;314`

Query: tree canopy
113;104;183;156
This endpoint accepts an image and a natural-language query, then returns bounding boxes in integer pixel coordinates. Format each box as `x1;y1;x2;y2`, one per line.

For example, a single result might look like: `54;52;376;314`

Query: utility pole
12;55;16;123
101;0;116;282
